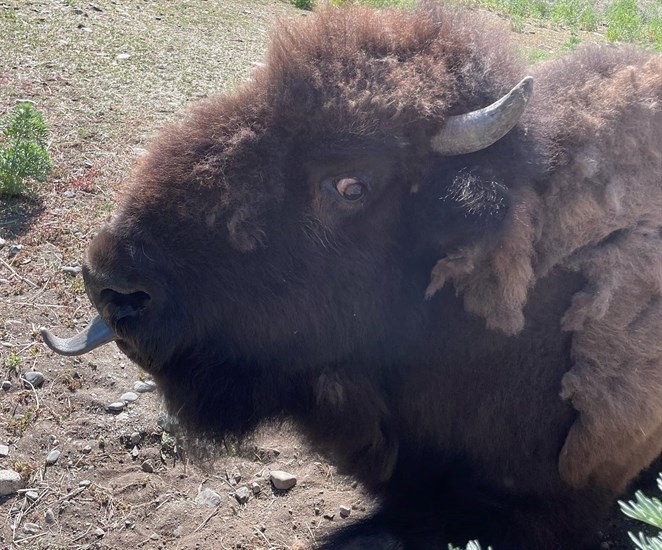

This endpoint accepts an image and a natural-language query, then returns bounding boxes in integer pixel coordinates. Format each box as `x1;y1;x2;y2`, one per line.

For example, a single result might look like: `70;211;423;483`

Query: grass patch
340;0;662;49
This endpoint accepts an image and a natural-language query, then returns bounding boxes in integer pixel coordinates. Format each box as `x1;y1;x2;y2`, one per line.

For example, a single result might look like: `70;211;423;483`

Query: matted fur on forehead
255;2;526;141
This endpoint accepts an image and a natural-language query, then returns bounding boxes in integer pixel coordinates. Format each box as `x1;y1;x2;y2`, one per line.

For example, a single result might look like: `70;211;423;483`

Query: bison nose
97;288;152;322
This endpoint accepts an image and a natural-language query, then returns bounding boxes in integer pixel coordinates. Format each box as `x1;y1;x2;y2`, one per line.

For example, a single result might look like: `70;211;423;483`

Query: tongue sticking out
41;315;116;356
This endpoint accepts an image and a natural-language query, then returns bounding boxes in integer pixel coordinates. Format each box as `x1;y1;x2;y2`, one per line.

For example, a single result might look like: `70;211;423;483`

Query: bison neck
296;267;585;499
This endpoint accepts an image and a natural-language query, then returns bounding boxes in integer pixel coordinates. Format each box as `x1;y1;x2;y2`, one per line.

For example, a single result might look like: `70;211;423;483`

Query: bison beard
41;2;662;549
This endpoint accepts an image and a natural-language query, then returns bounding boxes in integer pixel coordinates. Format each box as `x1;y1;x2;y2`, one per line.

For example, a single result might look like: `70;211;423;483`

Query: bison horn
430;76;534;156
40;315;116;356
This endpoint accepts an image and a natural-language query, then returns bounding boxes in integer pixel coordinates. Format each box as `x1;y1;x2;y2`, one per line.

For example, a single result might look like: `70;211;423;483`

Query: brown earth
0;1;656;549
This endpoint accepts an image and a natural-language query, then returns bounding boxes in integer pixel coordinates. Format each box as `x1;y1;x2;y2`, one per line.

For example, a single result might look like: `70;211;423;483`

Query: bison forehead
257;5;525;135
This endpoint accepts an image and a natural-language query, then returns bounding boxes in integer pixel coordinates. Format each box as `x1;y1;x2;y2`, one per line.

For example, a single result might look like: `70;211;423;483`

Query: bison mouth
41;315;116;356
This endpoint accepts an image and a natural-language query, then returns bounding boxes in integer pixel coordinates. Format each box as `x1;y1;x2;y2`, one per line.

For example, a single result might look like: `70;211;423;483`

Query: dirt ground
0;1;656;549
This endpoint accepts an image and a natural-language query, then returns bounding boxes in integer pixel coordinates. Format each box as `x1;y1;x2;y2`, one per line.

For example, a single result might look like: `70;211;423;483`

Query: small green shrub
291;0;314;10
619;473;662;549
551;0;599;31
0;102;52;196
606;0;644;42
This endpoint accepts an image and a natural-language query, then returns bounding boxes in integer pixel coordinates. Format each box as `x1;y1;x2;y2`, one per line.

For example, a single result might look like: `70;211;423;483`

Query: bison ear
412;164;540;335
412;166;511;259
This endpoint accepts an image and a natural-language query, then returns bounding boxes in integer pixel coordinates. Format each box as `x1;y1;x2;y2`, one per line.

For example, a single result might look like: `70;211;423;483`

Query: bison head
42;5;535;437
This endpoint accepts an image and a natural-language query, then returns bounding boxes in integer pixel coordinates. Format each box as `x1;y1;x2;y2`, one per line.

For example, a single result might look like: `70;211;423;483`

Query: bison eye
335;177;367;201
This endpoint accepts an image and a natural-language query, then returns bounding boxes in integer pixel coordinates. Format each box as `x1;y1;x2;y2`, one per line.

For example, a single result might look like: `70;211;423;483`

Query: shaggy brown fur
70;2;662;548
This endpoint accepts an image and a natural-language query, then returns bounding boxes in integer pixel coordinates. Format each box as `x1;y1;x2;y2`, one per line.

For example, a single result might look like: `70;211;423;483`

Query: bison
42;3;662;549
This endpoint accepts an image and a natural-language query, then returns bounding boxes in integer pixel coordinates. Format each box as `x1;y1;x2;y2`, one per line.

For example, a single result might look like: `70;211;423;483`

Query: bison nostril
99;289;151;321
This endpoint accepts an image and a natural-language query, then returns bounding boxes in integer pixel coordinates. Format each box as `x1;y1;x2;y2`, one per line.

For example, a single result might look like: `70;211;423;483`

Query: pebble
63;191;75;198
79;479;92;487
134;380;157;393
82;445;92;454
107;401;126;413
46;449;61;465
116;53;130;61
44;508;55;524
1;380;10;391
7;244;23;258
323;513;335;521
270;470;297;491
251;482;261;495
62;266;82;276
0;445;9;457
234;486;250;504
94;527;105;537
195;488;222;507
141;461;154;473
23;523;40;534
121;391;139;402
0;470;24;496
26;490;39;502
339;505;351;518
0;237;5;248
130;446;139;459
130;432;142;445
22;371;45;388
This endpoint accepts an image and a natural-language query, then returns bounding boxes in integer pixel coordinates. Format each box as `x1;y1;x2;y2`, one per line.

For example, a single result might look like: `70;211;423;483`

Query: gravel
0;470;24;496
270;470;297;491
46;449;61;465
22;371;45;388
195;488;223;507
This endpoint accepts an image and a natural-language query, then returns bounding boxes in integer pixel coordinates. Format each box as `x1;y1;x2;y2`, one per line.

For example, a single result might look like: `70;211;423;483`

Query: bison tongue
40;315;116;356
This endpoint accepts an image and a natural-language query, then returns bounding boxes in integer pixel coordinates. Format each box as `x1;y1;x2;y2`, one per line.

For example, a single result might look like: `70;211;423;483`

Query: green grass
315;0;662;50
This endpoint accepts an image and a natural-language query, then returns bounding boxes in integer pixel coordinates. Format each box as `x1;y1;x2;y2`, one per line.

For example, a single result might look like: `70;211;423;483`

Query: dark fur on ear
411;161;511;260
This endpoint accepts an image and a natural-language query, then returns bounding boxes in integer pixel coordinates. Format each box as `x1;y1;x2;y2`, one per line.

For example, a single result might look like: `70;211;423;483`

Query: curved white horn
431;76;534;156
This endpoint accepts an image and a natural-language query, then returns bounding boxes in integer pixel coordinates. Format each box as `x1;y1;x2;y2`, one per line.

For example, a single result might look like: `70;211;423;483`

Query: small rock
0;470;24;496
82;445;92;454
7;244;23;258
46;449;60;465
323;513;335;521
314;505;321;515
62;266;82;276
235;486;250;505
63;190;75;198
26;490;39;502
22;371;45;388
0;237;5;248
195;488;222;507
130;446;139;459
1;380;10;391
107;401;126;413
231;469;242;483
121;391;138;402
0;445;9;457
23;523;40;534
79;479;92;487
116;53;130;61
89;3;102;11
141;461;154;473
44;508;55;524
251;482;261;495
94;527;105;538
134;380;156;393
130;432;142;445
339;505;351;518
270;470;297;491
